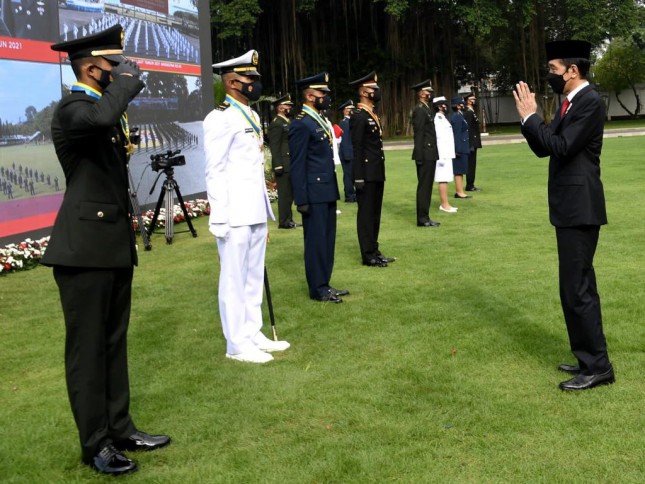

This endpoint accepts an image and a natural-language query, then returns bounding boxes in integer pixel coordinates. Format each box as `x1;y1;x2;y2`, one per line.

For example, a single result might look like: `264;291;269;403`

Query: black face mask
93;66;112;90
546;72;567;95
236;79;263;102
314;94;332;110
284;109;293;118
369;90;382;103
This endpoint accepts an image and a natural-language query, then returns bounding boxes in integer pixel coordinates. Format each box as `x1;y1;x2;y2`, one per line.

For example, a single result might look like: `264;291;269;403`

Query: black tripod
147;166;197;244
127;163;152;251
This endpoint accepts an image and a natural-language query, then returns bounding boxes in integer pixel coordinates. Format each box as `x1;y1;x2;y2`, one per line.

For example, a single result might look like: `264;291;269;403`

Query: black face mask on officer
235;79;263;102
314;94;332;110
92;65;113;90
368;89;382;104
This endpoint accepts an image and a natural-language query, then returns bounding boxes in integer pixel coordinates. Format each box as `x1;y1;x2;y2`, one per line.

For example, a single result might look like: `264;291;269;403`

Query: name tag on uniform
245;128;254;134
368;119;376;125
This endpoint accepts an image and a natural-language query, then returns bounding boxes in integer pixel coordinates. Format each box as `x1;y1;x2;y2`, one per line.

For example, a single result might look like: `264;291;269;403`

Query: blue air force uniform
288;72;340;300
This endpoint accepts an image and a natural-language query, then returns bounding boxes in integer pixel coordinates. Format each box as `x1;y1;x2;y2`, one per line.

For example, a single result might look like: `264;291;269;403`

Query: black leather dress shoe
331;287;350;296
454;193;472;199
417;220;440;227
363;258;388;267
278;222;297;229
377;255;396;263
312;290;343;303
114;431;171;452
465;186;481;192
559;368;615;391
558;364;581;374
88;444;137;475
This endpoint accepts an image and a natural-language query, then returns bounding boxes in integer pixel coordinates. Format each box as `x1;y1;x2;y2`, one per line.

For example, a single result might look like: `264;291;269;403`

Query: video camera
151;150;186;172
129;127;141;146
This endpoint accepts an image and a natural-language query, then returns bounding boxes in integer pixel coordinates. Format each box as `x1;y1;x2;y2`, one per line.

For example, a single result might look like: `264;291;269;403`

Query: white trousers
216;223;267;354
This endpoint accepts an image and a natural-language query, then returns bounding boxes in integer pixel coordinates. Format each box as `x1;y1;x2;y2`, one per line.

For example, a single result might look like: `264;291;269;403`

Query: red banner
121;0;168;15
0;37;59;64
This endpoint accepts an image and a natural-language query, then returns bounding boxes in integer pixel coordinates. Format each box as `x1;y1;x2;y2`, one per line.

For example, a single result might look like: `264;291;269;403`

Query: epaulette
216;101;230;111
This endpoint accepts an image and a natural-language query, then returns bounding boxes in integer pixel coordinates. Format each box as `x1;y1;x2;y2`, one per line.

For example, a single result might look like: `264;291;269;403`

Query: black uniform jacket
411;101;439;162
268;115;291;172
42;75;145;268
288;112;340;206
350;107;385;182
462;107;482;149
521;84;607;228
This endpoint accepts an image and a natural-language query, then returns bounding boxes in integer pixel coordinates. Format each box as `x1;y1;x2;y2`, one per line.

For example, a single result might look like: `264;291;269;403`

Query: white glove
209;223;230;239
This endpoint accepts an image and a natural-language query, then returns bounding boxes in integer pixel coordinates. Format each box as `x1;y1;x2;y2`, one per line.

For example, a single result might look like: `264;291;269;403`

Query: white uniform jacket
204;102;274;227
434;111;456;160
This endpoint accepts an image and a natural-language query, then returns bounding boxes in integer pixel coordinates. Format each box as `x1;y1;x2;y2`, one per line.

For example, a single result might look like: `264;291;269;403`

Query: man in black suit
268;94;297;229
410;79;440;227
462;92;482;192
349;71;394;267
41;25;170;475
514;39;614;391
288;72;347;303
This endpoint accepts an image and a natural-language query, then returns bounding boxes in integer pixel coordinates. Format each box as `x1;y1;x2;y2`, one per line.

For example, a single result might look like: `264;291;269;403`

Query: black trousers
53;266;136;462
301;201;337;298
340;157;356;201
275;172;294;226
466;149;478;189
356;181;384;262
415;160;437;224
555;226;611;375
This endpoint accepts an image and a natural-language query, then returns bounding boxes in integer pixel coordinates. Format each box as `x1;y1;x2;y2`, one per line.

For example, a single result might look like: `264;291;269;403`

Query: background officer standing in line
462;92;482;192
350;71;394;267
337;99;356;203
205;50;290;363
411;79;440;227
288;72;348;303
268;93;297;229
42;25;170;476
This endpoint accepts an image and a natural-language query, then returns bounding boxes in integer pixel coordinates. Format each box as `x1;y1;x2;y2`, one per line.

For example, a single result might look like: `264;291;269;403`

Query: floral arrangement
0;237;49;275
1;199;212;276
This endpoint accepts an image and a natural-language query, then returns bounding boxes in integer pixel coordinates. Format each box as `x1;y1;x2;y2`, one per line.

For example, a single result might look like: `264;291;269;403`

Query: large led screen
0;0;213;242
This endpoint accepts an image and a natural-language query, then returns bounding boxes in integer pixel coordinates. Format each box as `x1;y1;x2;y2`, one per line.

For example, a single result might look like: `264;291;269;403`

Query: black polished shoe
113;431;171;452
312;289;343;303
454;193;472;199
558;364;581;374
417;220;440;227
559;367;615;391
363;258;388;267
377;255;396;263
88;444;137;475
331;287;350;296
278;222;298;229
465;186;481;192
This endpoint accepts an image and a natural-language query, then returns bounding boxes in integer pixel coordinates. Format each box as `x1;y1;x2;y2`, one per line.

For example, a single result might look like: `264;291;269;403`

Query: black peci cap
51;24;126;63
545;40;592;61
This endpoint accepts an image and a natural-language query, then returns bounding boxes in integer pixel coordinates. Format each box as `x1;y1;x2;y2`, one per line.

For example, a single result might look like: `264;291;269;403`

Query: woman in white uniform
433;96;458;213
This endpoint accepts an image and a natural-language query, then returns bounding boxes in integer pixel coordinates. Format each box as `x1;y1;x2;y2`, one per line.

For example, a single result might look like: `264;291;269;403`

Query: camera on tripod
151;150;186;172
129;127;141;146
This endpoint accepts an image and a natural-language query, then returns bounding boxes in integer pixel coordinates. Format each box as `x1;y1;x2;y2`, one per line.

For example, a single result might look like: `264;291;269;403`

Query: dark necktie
560;98;570;118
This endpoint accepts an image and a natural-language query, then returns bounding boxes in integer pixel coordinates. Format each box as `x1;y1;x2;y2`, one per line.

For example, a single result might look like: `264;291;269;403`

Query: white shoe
256;339;291;352
439;206;458;213
226;348;274;363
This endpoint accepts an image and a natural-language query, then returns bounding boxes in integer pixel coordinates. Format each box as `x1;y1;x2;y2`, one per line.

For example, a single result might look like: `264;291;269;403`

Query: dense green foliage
2;138;645;482
210;1;644;135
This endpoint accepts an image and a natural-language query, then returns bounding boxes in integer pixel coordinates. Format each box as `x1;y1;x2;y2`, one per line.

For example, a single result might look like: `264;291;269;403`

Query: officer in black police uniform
349;71;394;267
268;94;297;229
462;92;482;191
288;72;348;303
410;79;440;227
42;25;170;475
337;99;356;203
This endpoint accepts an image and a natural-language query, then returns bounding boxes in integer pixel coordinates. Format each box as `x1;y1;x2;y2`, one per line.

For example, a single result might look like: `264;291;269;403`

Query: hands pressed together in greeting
513;81;538;121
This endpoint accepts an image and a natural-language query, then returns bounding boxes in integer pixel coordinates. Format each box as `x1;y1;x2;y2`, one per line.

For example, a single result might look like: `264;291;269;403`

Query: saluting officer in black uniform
268;94;297;229
411;79;440;227
288;72;348;303
42;25;170;476
349;71;394;267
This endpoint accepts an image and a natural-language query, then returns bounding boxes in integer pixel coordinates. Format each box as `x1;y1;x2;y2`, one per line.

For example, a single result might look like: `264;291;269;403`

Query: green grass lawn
2;138;644;482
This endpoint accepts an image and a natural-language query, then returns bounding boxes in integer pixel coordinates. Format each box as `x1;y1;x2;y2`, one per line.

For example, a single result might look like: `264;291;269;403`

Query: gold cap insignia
252;51;259;65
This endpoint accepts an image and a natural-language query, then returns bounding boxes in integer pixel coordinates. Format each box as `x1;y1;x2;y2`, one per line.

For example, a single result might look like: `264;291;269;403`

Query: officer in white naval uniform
204;50;290;363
